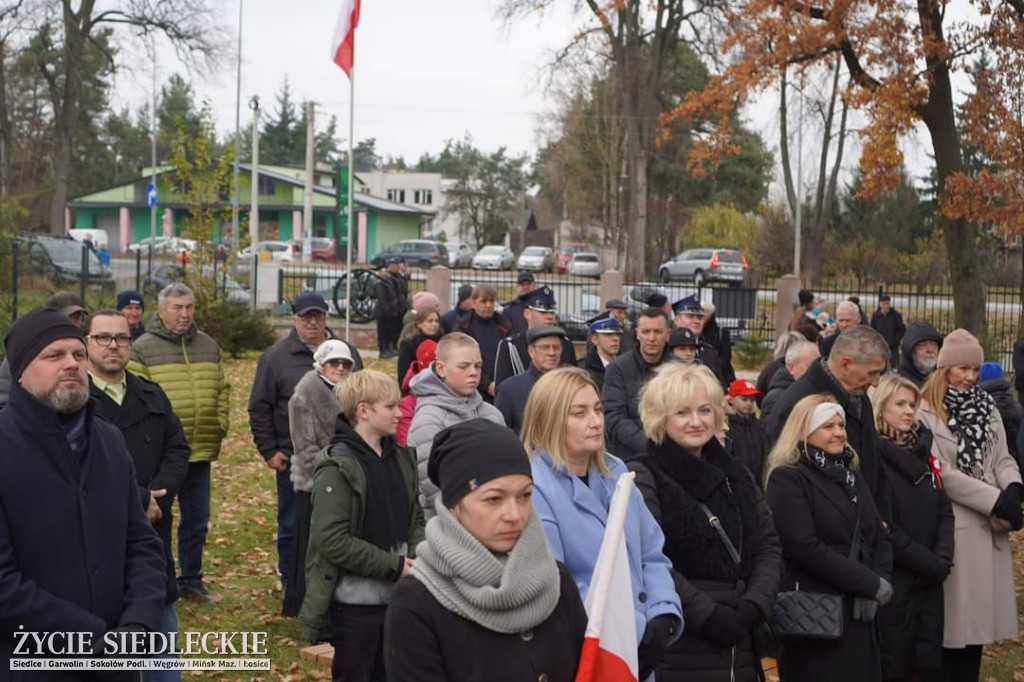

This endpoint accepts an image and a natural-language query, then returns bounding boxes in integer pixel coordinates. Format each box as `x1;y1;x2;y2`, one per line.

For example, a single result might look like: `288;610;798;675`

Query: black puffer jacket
630;438;782;682
876;429;954;680
980;378;1024;457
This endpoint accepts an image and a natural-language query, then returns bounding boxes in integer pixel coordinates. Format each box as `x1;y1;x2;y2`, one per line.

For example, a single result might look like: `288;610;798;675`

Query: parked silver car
447;242;475;268
657;248;748;287
516;246;555;273
472;245;515;270
567;252;602;278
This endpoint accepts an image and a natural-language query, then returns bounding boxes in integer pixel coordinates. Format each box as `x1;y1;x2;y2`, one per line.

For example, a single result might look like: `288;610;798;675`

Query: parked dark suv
18;233;114;288
371;240;449;268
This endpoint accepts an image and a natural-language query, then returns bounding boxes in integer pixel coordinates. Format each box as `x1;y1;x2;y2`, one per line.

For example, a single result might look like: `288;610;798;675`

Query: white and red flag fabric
330;0;361;77
575;472;639;682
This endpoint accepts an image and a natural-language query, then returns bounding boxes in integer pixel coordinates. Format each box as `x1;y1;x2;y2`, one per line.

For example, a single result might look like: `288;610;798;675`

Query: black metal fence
622;274;1024;369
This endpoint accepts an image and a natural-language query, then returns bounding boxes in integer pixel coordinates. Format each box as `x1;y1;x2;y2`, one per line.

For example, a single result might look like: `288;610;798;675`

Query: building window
414;189;433;205
258;177;276;196
387;189;406;203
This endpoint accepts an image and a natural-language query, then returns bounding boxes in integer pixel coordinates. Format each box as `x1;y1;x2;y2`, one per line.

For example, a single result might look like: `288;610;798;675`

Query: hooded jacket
300;416;425;642
129;317;230;462
407;368;505;518
898;322;943;387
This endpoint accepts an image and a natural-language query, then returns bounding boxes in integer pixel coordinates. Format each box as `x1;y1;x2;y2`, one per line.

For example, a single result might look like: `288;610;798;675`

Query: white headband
806;403;845;438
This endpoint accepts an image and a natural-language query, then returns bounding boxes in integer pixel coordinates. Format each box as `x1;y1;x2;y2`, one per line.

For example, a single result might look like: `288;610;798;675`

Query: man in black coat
500;270;537;337
494;286;575;387
578;317;622;391
87;309;190;652
899;322;943;387
604;308;672;460
767;325;894;524
440;284;474;334
671;295;727;388
117;289;147;340
702;304;737;385
760;339;820;421
870;294;906;368
0;307;165;672
495;326;568;434
248;292;362;609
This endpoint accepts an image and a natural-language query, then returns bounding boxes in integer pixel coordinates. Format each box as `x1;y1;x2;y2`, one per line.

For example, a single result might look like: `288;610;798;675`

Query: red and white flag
575;472;639;682
330;0;361;77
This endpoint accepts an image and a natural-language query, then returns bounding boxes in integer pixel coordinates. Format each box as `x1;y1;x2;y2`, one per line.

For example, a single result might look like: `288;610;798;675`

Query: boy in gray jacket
408;332;505;518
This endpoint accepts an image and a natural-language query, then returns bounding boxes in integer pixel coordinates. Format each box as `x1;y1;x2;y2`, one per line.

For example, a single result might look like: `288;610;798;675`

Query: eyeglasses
531;343;562;355
323;359;353;368
298;312;326;323
89;333;131;347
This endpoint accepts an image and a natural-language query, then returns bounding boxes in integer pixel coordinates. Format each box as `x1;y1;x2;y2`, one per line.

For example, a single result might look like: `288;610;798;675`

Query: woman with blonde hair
916;329;1021;682
629;362;781;681
765;393;893;682
523;366;683;680
872;374;953;681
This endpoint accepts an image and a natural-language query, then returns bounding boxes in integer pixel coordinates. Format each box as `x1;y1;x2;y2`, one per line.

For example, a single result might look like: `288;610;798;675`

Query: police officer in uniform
578;317;623;391
672;295;727;387
493;286;575;388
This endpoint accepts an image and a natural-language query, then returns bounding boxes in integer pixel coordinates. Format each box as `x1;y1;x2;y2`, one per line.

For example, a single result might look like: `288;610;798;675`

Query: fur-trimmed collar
647;435;736;501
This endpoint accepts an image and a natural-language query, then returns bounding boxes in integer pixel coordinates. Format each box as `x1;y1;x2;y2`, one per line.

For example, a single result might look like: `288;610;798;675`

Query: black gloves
736;600;762;631
992;484;1024;530
701;605;747;647
638;615;674;679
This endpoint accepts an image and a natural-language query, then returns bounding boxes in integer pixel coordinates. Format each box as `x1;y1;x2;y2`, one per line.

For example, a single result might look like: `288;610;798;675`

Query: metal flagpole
345;61;354;340
231;0;244;250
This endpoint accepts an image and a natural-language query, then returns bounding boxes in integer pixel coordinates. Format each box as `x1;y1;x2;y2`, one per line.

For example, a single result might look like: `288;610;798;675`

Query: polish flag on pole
575;472;639;682
330;0;361;77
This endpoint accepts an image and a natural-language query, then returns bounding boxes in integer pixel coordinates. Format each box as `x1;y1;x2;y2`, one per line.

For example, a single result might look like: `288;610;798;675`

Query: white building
356;170;464;242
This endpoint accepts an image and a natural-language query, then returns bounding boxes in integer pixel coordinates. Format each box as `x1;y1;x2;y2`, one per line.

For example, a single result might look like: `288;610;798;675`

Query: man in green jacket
130;282;230;603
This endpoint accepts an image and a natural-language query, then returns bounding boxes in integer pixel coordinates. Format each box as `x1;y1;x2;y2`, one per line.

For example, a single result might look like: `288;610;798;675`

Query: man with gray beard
0;307;166;674
898;321;943;387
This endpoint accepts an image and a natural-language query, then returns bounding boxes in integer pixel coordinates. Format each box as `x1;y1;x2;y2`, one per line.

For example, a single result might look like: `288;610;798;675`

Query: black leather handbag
769;519;861;640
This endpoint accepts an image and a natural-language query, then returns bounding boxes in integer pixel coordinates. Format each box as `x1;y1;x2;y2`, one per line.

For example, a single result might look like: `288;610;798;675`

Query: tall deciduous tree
667;0;1024;333
33;0;225;234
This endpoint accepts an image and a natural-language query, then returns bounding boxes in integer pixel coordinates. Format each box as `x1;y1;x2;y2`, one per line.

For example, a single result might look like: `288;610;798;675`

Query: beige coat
918;404;1021;648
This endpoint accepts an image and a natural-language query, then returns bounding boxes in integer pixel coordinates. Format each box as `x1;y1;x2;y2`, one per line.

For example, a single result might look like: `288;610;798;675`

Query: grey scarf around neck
411;501;561;634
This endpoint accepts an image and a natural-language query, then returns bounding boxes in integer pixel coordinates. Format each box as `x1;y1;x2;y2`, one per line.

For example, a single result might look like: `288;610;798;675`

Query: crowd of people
3;273;1024;682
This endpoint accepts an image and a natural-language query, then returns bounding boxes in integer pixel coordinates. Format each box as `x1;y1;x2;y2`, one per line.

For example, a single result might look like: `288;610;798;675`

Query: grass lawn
178;354;1024;680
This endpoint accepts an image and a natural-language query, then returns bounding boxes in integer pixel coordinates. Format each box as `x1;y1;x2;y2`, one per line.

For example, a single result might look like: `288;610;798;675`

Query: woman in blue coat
522;366;683;679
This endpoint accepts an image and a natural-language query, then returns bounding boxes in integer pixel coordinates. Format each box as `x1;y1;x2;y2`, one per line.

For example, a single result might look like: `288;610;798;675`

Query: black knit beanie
4;307;85;381
428;419;532;508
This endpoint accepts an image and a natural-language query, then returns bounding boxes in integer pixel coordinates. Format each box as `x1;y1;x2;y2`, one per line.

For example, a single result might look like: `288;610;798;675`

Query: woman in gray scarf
384;419;588;681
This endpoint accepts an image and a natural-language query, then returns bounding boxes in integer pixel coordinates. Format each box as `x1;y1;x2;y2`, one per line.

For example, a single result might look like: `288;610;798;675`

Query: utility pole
149;35;158;280
249;96;260;309
302;101;315;259
231;0;243;250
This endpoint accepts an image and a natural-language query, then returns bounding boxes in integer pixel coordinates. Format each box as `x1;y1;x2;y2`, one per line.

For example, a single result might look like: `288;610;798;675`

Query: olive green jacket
128;318;230;463
299;442;425;642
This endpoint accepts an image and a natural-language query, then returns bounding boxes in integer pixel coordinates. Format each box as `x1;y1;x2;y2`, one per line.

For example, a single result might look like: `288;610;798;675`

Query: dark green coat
299;438;425;642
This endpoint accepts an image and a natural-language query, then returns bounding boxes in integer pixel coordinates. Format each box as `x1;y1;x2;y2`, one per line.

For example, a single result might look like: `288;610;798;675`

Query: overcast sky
109;0;942;197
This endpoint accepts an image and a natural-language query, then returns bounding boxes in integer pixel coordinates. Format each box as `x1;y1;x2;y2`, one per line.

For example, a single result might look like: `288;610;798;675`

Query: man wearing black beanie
0;307;166;669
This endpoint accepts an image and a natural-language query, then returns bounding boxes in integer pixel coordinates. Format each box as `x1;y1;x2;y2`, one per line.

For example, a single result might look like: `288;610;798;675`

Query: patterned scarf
877;420;920;450
804;442;859;505
943;386;997;479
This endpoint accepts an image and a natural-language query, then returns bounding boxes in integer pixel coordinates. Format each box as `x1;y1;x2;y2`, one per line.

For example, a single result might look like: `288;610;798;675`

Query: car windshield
562;245;586;254
312;239;331;248
574;254;598;262
43;239;101;267
480;246;504;255
717;250;743;263
523;247;547;256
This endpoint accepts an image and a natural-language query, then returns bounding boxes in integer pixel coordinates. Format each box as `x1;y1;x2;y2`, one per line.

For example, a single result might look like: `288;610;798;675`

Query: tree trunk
917;0;986;334
0;40;9;200
804;61;845;285
779;69;798;220
48;4;89;233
